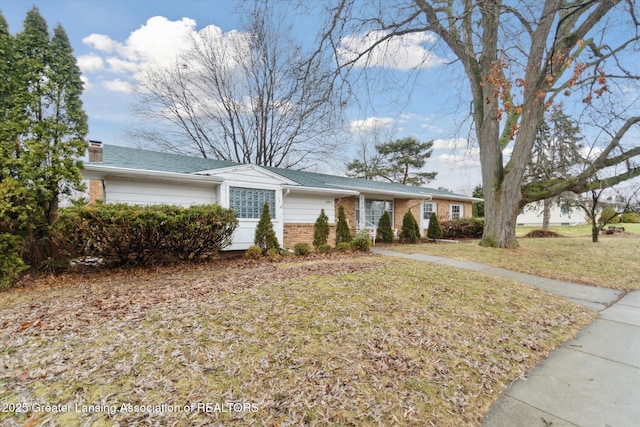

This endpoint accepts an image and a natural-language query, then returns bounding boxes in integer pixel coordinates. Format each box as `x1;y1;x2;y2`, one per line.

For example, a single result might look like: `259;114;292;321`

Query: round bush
317;243;332;254
336;242;352;252
294;242;311;256
351;230;372;252
245;245;263;259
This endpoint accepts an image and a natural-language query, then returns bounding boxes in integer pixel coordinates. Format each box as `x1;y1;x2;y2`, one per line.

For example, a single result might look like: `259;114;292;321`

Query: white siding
283;194;335;223
105;178;217;207
517;205;586;226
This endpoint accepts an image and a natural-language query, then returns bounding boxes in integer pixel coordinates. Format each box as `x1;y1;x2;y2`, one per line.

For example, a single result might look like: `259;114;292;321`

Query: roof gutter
82;164;224;184
281;184;359;196
328;184;434;200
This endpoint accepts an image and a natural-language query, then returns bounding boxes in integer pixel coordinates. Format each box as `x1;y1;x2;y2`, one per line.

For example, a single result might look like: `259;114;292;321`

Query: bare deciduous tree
315;0;640;247
132;1;343;168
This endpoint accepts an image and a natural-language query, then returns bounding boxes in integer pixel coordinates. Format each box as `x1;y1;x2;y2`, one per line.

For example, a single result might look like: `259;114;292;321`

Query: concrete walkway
371;248;640;427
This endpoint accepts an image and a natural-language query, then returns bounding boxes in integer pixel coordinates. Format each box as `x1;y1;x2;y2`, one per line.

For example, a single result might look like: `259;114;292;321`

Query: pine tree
313;209;329;248
400;210;420;243
427;212;443;240
335;204;352;244
254;202;280;253
376;210;394;243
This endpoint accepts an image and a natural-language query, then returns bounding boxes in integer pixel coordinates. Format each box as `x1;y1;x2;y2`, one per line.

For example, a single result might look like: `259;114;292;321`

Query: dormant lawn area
1;253;593;426
393;225;640;291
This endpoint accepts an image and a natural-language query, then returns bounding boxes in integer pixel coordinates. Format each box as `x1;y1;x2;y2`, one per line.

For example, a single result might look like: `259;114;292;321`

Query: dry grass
0;254;593;426
393;234;640;290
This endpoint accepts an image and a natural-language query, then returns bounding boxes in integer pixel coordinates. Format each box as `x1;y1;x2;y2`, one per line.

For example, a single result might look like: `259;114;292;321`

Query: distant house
82;142;481;250
516;204;587;227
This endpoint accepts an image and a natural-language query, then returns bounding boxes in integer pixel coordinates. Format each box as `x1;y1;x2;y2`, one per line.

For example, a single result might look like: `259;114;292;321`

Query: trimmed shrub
254;202;280;253
440;218;484;239
266;248;282;259
294;242;311;256
620;211;640;223
0;233;28;290
351;230;372;252
426;212;443;240
313;209;330;248
335;204;352;244
245;245;263;259
317;243;332;254
377;210;394;243
51;203;238;265
400;210;420;243
336;242;352;252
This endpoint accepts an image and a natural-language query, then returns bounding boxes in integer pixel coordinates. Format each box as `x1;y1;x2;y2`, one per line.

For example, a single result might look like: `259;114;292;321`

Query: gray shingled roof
101;144;239;173
95;144;475;200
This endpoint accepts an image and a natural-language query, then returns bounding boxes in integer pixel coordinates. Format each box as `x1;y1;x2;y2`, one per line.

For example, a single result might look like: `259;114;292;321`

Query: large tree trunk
477;109;521;249
542;199;551;230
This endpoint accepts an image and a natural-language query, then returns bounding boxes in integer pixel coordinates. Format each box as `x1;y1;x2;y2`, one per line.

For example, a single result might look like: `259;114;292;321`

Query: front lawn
0;255;593;426
394;233;640;290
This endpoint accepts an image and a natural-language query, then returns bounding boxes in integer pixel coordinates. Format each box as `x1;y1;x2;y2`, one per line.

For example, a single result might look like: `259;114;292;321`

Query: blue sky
1;1;502;194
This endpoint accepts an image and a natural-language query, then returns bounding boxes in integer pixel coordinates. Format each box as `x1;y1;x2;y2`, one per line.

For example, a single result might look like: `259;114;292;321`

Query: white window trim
450;204;463;220
423;201;437;220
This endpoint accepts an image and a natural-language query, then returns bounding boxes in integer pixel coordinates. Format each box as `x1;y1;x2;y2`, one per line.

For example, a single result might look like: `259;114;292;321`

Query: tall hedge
377;210;394;243
51;203;238;265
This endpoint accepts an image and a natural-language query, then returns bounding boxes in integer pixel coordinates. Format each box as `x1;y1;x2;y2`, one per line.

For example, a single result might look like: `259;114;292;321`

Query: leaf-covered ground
1;254;594;426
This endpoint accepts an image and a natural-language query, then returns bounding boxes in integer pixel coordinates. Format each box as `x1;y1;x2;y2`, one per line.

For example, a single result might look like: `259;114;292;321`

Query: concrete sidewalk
371;248;639;427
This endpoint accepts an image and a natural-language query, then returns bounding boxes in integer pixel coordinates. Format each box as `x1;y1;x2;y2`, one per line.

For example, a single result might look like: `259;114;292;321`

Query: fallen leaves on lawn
0;255;594;426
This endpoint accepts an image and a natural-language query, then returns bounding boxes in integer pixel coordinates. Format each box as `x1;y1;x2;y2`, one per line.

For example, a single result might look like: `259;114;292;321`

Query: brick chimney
88;140;103;162
87;140;104;204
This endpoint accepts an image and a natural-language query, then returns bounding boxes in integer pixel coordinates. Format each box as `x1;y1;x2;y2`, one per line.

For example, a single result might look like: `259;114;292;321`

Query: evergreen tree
1;7;88;267
254;202;280;253
346;137;437;185
376;210;394;243
400;210;420;243
427;212;443;240
472;185;484;218
312;209;329;248
335;204;352;244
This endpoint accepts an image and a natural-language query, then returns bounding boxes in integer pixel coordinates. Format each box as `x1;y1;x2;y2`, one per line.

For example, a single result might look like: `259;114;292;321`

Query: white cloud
106;57;138;74
77;54;104;72
432;138;469;150
338;30;444;70
81;16;247;94
349;116;395;133
102;79;135;93
120;16;197;68
82;33;120;52
438;148;480;168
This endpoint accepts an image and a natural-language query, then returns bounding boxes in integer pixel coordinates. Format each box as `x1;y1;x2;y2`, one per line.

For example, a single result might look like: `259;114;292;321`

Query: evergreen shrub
376;210;394;243
51;203;238;265
335;204;352;244
427;212;443;240
254;202;280;253
294;242;311;256
313;209;330;248
400;210;421;243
